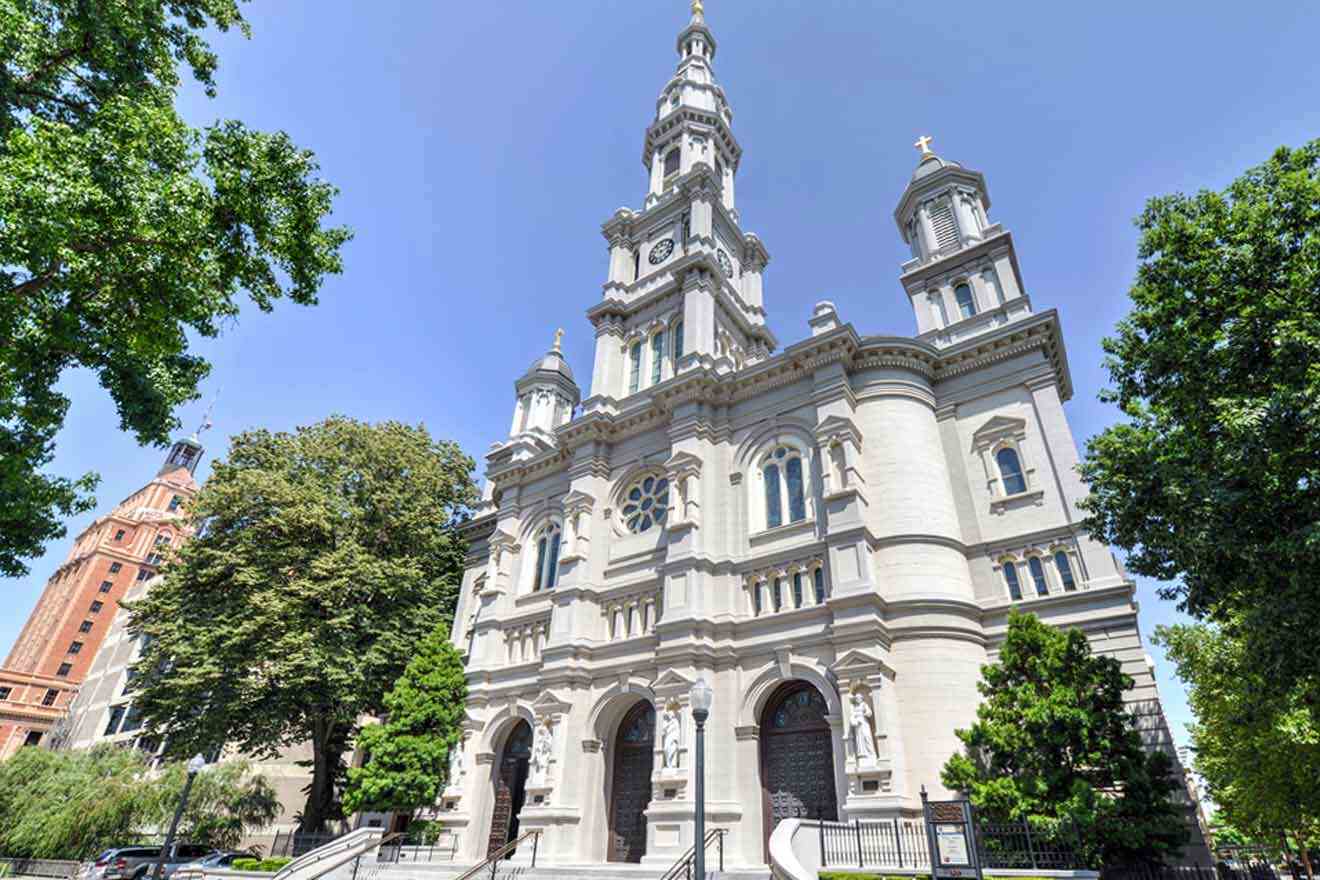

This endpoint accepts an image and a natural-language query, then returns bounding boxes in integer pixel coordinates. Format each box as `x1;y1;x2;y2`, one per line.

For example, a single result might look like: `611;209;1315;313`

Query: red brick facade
0;439;203;758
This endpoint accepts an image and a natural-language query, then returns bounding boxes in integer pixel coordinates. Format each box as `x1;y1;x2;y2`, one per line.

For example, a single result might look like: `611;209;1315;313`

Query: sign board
920;790;984;880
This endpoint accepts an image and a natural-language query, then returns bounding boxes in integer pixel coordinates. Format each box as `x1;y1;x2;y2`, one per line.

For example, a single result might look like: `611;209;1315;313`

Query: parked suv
82;845;215;880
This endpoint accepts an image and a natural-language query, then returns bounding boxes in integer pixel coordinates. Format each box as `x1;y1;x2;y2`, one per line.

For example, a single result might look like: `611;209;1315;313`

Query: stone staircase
366;862;768;880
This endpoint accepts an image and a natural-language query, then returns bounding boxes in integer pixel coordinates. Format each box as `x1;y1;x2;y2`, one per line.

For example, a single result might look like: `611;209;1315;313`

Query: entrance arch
758;681;838;851
487;720;532;858
607;701;655;862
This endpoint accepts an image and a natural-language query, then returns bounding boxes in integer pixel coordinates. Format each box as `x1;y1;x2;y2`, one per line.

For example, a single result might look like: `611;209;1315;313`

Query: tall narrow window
1003;562;1023;601
1027;557;1049;596
629;342;642;394
792;572;804;608
813;567;826;604
651;331;665;385
763;463;783;529
109;562;122;574
673;320;684;364
168;495;183;511
955;283;977;319
42;689;58;707
633;248;641;281
532;534;547;591
771;578;783;613
531;523;561;591
996;448;1027;495
752;583;763;616
785;456;806;523
983;268;1005;305
663;148;680;177
681;212;691;245
1055;551;1077;591
104;705;126;736
929;292;949;328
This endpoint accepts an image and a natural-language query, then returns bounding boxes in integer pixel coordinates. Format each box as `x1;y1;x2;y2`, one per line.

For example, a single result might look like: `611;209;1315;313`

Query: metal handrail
451;830;542;880
271;830;400;880
659;828;726;880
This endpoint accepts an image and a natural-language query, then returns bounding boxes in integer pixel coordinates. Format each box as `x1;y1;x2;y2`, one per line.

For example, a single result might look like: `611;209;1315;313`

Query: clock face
717;250;733;276
649;238;675;265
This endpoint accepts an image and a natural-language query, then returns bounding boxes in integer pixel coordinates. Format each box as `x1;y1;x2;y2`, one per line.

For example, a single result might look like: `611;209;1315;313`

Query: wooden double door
608;701;656;863
759;682;839;852
487;720;532;859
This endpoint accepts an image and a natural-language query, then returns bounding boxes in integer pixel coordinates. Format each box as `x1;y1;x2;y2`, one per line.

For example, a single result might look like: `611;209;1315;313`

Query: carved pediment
663;451;703;477
831;649;896;682
814;414;863;447
971;415;1027;449
531;690;572;717
561;490;595;514
651;668;696;698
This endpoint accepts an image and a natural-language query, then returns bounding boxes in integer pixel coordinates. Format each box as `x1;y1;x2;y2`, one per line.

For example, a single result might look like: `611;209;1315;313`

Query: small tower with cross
890;137;1032;342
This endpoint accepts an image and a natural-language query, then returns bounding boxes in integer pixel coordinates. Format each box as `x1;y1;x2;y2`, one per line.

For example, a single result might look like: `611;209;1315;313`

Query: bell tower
893;137;1033;344
583;1;776;412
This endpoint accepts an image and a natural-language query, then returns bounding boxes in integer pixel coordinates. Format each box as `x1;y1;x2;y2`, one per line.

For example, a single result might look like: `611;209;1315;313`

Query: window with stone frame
972;416;1035;504
650;329;665;385
760;445;808;530
1053;550;1078;591
621;474;669;534
530;522;561;592
663;147;680;178
1026;556;1050;596
628;341;642;394
954;281;977;319
672;319;685;367
996;447;1027;495
1001;559;1024;600
42;689;58;707
56;663;72;677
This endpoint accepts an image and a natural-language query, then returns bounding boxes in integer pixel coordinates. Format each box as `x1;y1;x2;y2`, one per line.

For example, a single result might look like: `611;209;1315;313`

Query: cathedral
442;1;1182;870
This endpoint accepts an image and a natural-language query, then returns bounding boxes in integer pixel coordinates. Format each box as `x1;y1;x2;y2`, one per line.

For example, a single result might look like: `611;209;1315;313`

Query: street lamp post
689;677;714;880
152;754;207;880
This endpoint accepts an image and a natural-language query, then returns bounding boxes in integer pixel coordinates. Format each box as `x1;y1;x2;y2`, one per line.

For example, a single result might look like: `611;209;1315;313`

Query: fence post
719;830;725;872
1022;819;1037;871
855;819;865;868
819;817;827;868
532;831;539;868
894;818;904;867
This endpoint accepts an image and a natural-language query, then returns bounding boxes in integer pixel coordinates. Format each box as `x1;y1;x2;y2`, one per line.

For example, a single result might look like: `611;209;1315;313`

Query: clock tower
583;1;775;413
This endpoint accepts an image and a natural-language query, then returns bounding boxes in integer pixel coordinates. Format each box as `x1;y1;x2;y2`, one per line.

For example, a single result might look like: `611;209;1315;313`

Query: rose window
622;475;669;534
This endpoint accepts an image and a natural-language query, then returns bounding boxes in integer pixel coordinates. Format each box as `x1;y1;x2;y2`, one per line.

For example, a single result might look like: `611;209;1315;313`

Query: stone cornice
643;106;741;172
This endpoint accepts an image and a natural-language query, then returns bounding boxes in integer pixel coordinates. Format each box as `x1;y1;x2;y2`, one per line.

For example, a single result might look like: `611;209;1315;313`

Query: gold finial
552;328;564;352
691;0;704;18
914;135;935;156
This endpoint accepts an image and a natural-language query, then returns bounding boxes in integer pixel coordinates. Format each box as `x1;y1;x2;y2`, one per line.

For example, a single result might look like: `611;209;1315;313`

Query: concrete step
372;863;768;880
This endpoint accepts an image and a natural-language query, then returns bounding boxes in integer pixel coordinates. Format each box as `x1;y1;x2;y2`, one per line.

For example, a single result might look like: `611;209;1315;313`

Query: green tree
941;610;1187;867
0;746;275;859
1078;140;1320;709
343;622;468;816
1156;622;1320;875
127;416;477;832
0;0;351;578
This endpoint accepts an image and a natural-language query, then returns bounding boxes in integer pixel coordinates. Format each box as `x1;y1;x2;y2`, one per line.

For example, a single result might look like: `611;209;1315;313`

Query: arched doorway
759;682;838;852
608;701;656;862
487;720;532;858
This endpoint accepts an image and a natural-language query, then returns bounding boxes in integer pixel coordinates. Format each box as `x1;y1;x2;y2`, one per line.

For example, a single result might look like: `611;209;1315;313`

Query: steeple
585;2;775;411
157;402;213;478
508;329;580;439
893;138;1032;345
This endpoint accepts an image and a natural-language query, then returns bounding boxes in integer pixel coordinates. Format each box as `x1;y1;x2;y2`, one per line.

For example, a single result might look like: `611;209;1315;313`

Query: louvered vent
929;201;960;250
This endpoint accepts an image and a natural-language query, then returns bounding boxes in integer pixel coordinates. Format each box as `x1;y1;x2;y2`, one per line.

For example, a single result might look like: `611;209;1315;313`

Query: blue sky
6;1;1320;753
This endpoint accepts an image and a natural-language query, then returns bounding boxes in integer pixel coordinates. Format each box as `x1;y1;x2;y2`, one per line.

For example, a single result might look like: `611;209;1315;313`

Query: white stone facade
442;4;1186;870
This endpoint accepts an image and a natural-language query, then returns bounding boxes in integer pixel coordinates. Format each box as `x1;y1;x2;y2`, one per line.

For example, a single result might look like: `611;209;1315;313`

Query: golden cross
553;327;564;352
691;0;704;16
914;135;934;156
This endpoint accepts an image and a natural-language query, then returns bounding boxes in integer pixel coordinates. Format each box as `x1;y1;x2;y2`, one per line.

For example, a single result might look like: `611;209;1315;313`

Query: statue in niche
660;705;681;770
529;721;553;786
447;736;465;788
848;689;877;766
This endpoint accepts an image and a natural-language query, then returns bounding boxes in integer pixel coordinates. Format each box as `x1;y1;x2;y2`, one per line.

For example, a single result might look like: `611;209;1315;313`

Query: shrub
231;859;261;871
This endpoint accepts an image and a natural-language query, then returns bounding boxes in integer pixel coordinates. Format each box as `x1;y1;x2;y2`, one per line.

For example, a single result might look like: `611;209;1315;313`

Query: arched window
1027;557;1049;596
663;148;680;178
531;523;561;591
1003;561;1023;601
929;292;949;328
622;475;669;534
996;447;1027;495
650;330;665;385
761;445;807;530
791;572;804;608
628;341;642;394
632;248;641;281
1054;551;1077;591
672;320;684;366
955;282;977;319
813;567;826;604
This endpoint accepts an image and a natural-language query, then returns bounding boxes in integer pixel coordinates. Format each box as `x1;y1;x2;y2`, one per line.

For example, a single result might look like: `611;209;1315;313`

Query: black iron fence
1102;863;1287;880
268;831;345;859
817;816;1087;872
375;831;460;864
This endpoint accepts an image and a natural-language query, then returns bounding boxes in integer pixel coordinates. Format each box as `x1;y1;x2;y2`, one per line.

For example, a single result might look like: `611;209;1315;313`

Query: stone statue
529;721;553;786
848;690;877;766
661;706;681;770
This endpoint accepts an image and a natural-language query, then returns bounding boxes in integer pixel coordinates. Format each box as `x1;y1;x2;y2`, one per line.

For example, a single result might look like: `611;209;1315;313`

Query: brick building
0;434;204;758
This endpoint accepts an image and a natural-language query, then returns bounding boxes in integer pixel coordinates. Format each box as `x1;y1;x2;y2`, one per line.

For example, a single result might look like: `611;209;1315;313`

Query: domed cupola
891;137;1031;343
894;138;993;264
509;329;581;439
